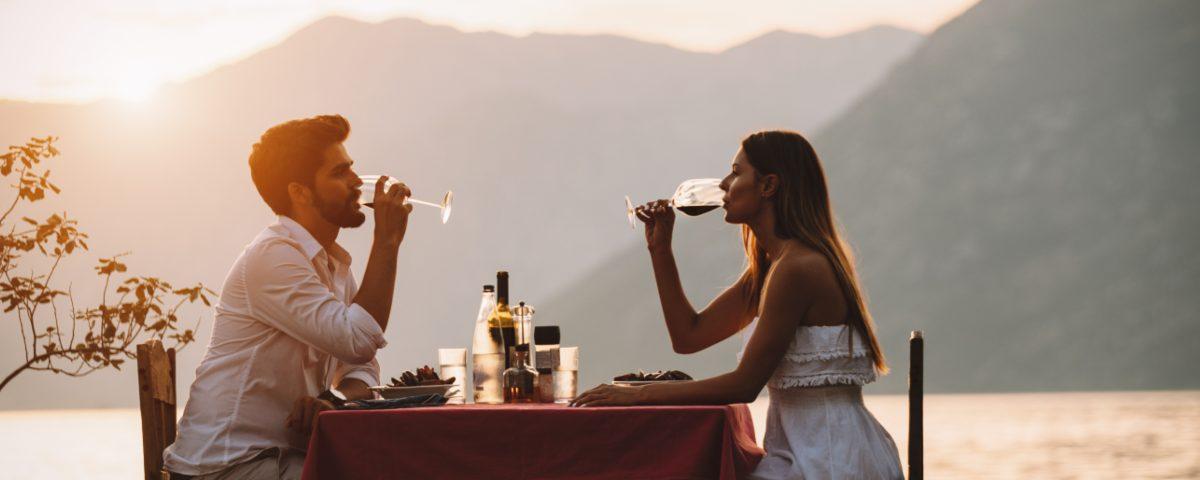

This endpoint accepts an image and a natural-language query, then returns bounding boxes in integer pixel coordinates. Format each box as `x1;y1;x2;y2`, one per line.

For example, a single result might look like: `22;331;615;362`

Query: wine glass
625;178;723;229
358;175;454;224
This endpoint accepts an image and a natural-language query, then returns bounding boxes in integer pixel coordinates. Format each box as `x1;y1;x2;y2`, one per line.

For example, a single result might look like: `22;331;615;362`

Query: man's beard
313;189;366;228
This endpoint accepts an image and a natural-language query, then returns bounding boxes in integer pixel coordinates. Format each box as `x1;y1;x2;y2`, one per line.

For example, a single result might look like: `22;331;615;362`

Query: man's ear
287;182;313;209
760;174;780;198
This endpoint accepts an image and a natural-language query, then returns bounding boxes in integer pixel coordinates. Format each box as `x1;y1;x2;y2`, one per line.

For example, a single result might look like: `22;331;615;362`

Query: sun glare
106;63;163;103
115;79;159;103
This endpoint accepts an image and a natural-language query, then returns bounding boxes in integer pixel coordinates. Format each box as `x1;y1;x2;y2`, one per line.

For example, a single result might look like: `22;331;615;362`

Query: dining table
301;403;765;479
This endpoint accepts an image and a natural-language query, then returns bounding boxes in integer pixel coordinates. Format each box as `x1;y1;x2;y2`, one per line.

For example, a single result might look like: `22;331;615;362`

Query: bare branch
0;137;209;395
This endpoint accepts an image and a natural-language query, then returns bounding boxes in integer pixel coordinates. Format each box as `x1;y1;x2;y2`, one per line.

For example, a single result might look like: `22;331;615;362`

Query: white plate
612;380;692;386
369;384;456;399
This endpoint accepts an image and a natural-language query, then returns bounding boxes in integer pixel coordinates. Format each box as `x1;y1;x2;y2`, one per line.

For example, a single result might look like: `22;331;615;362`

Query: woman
572;131;903;479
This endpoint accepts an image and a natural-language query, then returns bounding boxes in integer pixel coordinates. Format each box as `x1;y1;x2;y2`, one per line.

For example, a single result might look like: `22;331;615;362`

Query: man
164;114;411;479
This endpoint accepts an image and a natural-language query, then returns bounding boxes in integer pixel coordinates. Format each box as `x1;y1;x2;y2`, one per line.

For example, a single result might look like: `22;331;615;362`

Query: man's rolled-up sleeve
333;357;381;391
243;240;387;364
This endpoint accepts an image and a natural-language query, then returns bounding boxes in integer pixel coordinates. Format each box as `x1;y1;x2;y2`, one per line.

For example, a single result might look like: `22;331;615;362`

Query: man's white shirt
164;216;387;475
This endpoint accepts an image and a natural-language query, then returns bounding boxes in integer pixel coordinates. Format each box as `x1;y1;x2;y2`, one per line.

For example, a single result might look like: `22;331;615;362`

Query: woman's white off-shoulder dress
740;322;904;479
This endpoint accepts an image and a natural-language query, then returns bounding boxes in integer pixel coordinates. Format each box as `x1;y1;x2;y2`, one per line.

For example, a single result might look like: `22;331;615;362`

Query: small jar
503;345;539;403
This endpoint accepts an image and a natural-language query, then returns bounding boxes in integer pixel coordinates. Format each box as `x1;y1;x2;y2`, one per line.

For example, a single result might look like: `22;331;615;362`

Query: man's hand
285;396;335;441
337;378;374;401
371;175;413;247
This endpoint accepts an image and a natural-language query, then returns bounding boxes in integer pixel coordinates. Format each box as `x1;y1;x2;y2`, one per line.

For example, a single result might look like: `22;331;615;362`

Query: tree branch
0;346;132;393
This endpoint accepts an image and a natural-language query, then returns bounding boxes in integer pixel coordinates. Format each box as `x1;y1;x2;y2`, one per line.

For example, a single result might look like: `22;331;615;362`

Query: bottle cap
483;285;494;292
534;326;560;345
514;344;530;353
512;302;535;318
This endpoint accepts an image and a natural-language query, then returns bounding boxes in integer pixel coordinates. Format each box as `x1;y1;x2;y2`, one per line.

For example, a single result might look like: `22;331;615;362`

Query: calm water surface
1;390;1197;479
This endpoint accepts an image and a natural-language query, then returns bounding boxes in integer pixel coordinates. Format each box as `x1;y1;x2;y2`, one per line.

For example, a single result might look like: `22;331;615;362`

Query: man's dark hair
248;114;351;215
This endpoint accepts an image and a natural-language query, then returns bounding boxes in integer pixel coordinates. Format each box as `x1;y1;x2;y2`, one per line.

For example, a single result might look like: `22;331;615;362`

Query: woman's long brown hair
738;130;888;373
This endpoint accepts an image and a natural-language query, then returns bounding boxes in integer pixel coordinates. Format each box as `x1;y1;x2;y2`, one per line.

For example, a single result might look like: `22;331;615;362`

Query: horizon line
2;14;922;106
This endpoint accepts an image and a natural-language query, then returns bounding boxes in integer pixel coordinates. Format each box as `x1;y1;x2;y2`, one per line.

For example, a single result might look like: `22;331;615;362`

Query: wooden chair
137;340;177;480
908;331;924;480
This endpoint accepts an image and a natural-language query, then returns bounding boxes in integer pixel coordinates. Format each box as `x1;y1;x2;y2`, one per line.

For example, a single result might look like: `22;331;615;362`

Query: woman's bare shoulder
766;244;846;326
771;244;834;282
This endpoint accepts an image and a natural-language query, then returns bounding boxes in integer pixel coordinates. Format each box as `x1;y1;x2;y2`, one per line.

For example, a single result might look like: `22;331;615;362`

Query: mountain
0;18;922;409
545;0;1200;394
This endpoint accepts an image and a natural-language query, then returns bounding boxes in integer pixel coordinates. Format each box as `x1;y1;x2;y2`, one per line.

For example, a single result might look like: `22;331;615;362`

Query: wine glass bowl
670;178;723;216
624;178;723;229
358;175;454;224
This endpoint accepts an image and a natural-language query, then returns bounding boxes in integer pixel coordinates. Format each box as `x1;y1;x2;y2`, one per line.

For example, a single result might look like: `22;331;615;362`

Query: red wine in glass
676;205;720;216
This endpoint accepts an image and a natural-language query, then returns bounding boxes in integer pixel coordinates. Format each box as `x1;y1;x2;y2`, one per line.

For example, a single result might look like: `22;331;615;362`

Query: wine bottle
488;271;516;369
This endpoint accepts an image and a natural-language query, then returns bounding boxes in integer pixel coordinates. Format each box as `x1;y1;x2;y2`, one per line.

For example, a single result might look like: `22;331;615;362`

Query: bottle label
535;348;560;370
473;352;503;404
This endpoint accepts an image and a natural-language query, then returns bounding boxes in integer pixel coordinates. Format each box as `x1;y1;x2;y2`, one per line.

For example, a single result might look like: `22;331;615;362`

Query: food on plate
612;370;693;382
389;365;455;387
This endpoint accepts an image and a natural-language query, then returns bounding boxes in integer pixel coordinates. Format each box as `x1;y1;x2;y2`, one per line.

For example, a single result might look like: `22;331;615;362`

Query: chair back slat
137;340;177;480
908;331;924;480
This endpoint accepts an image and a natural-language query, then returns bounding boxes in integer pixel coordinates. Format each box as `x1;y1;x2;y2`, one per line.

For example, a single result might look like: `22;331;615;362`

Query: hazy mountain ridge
547;0;1200;393
0;17;922;409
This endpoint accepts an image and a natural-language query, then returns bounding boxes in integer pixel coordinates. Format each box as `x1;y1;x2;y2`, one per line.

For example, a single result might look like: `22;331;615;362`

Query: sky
0;0;978;103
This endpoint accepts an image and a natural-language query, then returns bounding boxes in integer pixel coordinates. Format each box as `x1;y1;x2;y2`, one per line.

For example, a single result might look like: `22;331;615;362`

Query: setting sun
114;78;159;103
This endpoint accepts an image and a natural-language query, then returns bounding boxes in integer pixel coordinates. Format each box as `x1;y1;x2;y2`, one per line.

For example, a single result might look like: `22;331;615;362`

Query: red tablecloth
302;404;764;480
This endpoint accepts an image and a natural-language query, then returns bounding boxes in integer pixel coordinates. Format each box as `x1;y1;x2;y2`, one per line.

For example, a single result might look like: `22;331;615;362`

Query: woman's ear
760;174;780;198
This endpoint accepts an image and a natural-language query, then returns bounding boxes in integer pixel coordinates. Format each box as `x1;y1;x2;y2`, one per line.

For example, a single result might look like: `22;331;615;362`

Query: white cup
437;348;467;404
553;347;579;404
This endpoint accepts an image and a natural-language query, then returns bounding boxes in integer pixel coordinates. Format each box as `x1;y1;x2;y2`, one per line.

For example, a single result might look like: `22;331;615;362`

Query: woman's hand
570;383;646;407
636;199;675;254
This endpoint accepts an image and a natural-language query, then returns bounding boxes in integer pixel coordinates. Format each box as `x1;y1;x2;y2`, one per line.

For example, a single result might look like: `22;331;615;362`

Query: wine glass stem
407;198;441;209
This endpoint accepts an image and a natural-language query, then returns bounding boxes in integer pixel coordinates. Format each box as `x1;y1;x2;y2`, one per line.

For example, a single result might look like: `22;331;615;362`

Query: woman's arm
574;255;820;406
651;249;756;354
639;199;756;354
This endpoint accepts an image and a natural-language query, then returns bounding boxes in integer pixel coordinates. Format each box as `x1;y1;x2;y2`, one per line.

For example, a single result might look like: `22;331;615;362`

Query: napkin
338;394;449;410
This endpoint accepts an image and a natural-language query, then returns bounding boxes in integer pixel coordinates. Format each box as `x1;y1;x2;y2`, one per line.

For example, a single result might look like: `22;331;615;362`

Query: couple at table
163;114;903;479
